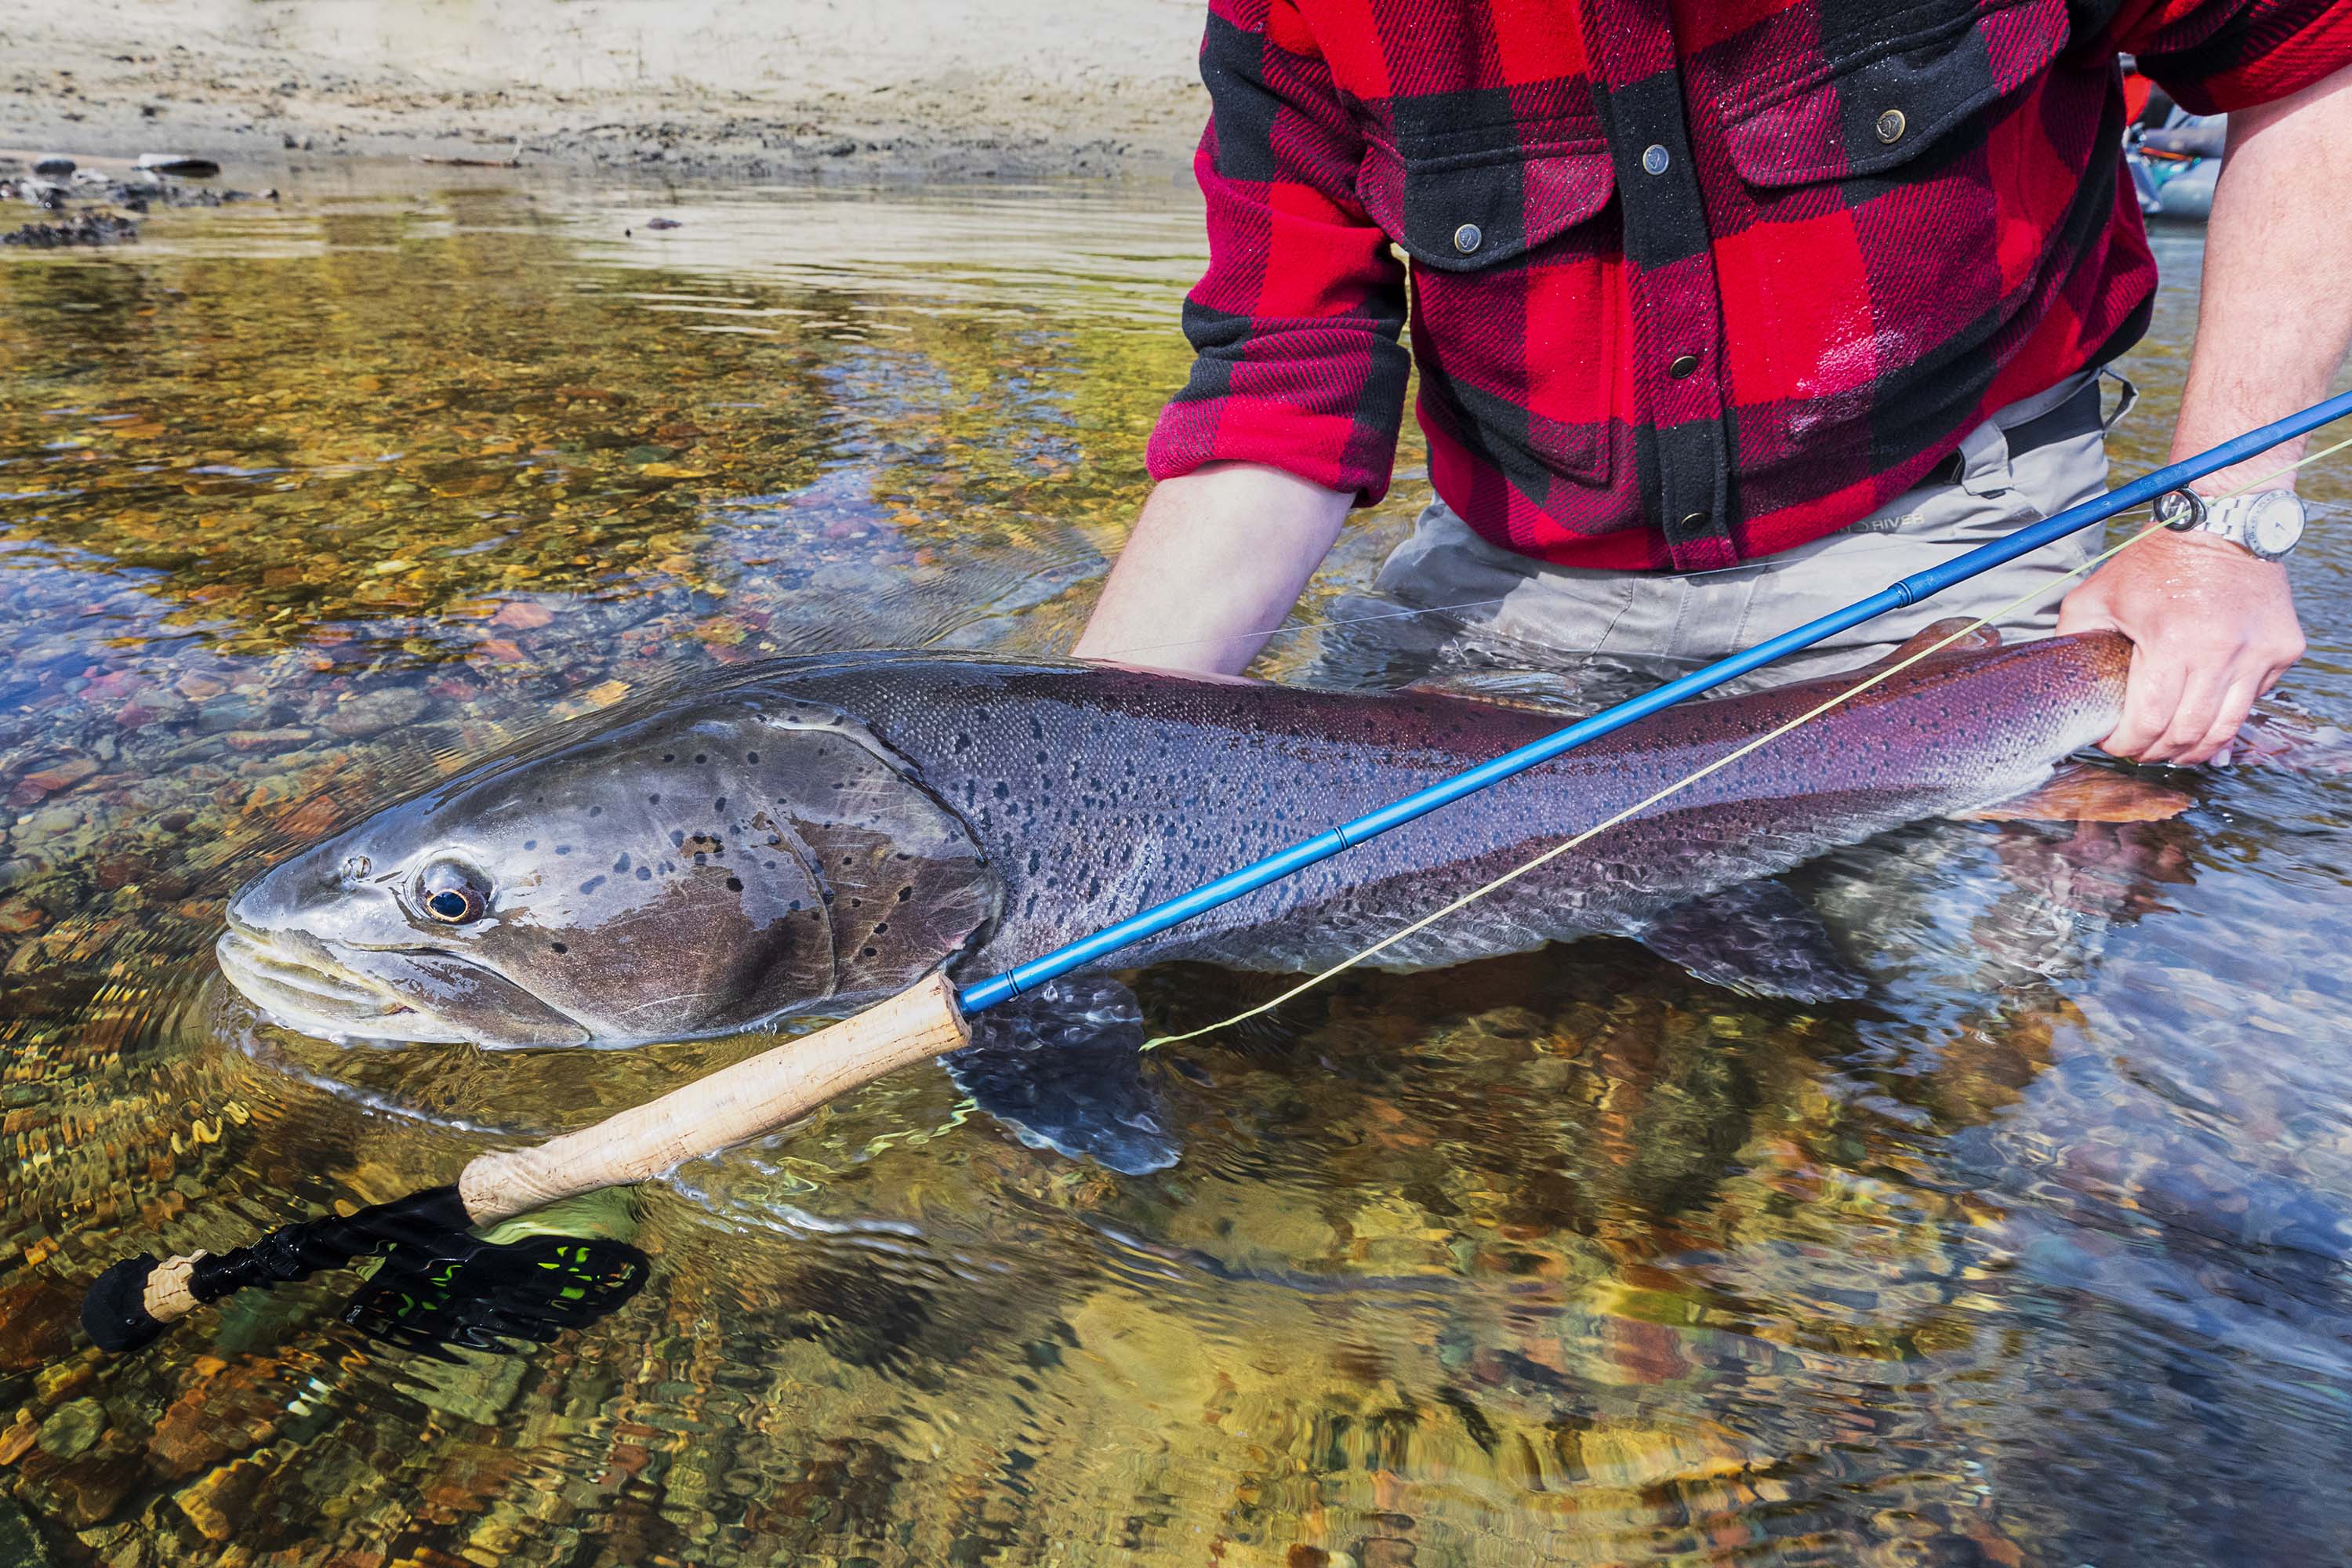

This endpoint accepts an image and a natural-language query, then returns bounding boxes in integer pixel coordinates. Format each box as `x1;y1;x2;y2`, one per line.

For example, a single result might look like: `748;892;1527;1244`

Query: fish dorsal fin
1954;761;2194;823
1864;617;2002;671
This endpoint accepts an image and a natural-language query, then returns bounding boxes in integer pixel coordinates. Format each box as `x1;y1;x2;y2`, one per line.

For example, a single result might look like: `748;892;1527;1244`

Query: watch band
2154;488;2305;562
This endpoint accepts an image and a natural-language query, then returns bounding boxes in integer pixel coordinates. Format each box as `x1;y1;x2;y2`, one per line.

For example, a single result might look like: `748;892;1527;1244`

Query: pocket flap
1357;140;1615;272
1725;0;2067;189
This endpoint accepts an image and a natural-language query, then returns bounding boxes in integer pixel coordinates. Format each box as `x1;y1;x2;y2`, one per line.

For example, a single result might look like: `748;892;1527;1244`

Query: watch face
2249;492;2306;557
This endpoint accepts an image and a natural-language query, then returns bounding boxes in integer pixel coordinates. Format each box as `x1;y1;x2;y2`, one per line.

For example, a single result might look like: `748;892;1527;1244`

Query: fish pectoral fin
1953;762;2193;824
1634;879;1868;1004
1860;616;2003;670
943;977;1181;1175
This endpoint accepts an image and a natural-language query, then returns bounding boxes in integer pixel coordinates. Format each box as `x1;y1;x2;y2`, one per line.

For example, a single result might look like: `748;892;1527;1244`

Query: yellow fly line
1143;434;2352;1051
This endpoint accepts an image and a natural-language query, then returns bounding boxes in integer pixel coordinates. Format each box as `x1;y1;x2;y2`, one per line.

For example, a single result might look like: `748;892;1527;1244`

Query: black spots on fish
613;853;632;873
670;829;687;848
821;889;837;904
693;852;708;866
953;732;973;754
746;750;760;764
765;860;779;870
695;753;709;764
550;942;568;954
895;851;912;860
589;805;603;818
993;782;1011;801
579;875;606;895
523;840;537;851
862;946;878;958
556;844;573;857
1025;850;1040;877
726;876;744;892
662;753;675;763
897;887;912;902
636;866;653;881
713;797;728;815
873;921;888;935
648;793;661;805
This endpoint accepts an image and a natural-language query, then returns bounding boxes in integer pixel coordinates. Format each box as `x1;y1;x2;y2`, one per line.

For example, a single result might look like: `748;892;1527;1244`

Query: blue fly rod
957;386;2352;1014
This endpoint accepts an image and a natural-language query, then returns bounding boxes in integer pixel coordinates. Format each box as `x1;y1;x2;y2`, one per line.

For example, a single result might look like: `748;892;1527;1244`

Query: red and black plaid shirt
1145;0;2352;571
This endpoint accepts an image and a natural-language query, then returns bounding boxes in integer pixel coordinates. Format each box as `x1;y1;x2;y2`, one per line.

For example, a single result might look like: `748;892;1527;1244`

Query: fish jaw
215;920;591;1047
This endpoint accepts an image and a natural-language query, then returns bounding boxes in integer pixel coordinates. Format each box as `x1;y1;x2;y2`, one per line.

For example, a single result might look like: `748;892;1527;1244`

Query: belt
1926;375;2105;486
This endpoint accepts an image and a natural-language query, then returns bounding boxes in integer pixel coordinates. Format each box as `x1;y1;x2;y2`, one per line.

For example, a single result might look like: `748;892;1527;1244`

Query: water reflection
1;170;2349;1566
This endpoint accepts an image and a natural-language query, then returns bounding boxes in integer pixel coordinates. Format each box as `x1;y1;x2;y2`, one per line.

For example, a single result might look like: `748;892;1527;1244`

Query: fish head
219;691;999;1047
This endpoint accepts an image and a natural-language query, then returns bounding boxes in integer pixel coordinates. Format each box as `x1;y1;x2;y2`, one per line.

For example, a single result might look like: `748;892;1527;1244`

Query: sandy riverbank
1;0;1209;183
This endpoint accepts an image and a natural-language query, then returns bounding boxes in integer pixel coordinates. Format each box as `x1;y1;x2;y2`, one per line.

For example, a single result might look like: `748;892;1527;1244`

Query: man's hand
2056;526;2303;765
2071;60;2349;766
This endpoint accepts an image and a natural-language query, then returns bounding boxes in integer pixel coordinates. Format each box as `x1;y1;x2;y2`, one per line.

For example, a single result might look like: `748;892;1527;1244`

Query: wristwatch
2152;488;2307;561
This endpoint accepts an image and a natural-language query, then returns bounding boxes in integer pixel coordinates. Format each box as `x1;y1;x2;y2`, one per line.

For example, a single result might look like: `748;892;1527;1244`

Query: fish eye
415;861;491;926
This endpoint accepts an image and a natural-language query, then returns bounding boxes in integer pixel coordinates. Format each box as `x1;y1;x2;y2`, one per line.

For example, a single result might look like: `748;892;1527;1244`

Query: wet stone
176;1455;271;1542
195;695;281;735
0;1273;82;1370
35;1399;105;1460
321;687;430;739
0;1495;52;1566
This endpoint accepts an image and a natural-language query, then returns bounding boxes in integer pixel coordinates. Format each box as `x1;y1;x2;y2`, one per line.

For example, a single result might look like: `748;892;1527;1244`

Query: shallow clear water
2;169;2350;1567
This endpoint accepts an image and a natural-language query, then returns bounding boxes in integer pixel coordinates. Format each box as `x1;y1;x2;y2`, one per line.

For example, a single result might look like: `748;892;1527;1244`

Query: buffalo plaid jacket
1145;0;2352;570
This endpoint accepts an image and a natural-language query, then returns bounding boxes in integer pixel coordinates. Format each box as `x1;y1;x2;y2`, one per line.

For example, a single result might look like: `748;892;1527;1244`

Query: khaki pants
1322;370;2123;698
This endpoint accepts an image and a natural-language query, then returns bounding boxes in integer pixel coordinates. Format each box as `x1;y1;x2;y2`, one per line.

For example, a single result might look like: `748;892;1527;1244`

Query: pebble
35;1399;104;1461
7;757;97;807
321;686;429;739
176;1457;268;1541
31;155;74;176
134;155;220;177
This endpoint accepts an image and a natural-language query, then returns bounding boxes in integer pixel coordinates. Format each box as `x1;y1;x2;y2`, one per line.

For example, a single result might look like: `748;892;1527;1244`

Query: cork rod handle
458;972;970;1222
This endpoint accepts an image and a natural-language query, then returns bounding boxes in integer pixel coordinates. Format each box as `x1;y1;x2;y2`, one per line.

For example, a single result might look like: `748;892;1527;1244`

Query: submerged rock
134;155;220;177
2;212;138;248
31;155;74;176
34;1399;104;1461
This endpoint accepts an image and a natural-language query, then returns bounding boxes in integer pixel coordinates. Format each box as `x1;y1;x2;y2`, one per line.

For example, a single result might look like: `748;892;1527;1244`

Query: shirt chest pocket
1355;126;1622;487
1354;129;1617;272
1722;0;2071;188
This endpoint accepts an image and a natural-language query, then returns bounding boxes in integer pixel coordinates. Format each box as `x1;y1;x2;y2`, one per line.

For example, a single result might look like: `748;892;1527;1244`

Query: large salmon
219;626;2139;1169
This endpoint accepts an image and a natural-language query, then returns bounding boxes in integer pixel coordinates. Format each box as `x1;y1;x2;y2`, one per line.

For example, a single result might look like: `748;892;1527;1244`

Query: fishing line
1142;435;2352;1050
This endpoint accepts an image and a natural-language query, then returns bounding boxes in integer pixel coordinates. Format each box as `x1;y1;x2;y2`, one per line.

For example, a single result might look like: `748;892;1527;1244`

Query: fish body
220;630;2132;1051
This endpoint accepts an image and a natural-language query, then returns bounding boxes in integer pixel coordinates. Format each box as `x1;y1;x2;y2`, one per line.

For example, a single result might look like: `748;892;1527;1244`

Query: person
1075;2;2352;767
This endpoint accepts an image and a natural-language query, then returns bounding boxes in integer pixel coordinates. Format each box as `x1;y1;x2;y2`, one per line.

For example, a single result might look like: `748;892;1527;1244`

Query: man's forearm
2172;64;2352;490
1073;463;1354;676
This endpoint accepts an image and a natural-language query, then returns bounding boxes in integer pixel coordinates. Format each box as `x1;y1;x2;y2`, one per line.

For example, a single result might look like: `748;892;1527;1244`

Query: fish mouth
215;922;464;1044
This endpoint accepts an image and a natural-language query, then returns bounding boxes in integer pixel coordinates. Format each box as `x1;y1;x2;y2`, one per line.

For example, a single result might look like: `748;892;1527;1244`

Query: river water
2;165;2350;1567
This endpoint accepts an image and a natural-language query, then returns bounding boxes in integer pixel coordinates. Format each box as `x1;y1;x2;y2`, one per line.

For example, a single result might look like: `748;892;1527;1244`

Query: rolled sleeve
2111;0;2352;114
1146;0;1411;506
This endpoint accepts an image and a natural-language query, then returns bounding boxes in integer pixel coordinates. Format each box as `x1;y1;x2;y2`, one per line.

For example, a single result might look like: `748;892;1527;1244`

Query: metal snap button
1669;354;1700;379
1452;223;1483;254
1875;108;1907;144
1641;143;1670;176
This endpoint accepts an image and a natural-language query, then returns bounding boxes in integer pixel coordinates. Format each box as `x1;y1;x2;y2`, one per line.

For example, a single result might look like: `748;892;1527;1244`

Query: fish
218;622;2175;1173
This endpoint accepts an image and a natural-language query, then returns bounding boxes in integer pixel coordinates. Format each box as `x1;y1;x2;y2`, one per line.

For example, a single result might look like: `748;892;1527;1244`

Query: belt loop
2100;368;2140;434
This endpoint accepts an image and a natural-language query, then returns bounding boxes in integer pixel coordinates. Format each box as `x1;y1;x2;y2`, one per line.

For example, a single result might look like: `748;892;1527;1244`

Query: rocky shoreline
0;0;1208;191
